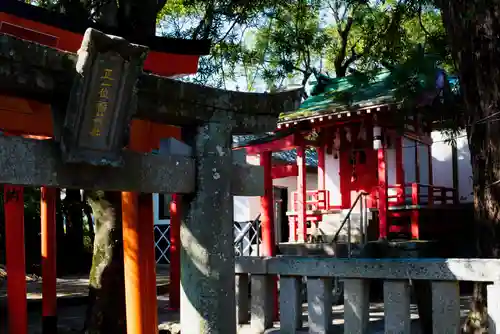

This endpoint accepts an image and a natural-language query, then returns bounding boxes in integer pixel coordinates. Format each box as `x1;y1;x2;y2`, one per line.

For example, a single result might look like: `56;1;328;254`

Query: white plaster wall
418;144;430;197
386;148;397;202
431;130;473;203
403;137;417;196
273;174;318;211
403;137;417;183
325;153;341;206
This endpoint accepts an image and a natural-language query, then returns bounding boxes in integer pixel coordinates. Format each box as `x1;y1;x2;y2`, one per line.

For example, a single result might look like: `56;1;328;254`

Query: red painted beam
244;134;298;154
271;164;298;179
4;185;27;334
41;186;57;334
0;12;201;77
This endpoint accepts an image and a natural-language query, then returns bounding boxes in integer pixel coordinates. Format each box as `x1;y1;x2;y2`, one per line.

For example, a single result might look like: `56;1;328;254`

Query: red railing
292;189;330;212
387;183;458;206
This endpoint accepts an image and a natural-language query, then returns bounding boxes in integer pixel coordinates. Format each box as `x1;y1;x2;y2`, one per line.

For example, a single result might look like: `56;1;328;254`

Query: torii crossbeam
0;29;303;334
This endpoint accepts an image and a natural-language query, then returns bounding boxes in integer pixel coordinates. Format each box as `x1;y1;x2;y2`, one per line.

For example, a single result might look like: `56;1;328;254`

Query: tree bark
78;2;160;332
84;191;126;334
438;0;500;331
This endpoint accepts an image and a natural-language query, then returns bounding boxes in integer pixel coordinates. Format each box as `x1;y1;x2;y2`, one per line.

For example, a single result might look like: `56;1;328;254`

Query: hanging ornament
333;128;341;159
373;126;382;149
351;170;358;182
358;121;367;141
333;128;341;150
351;152;357;182
345;126;352;143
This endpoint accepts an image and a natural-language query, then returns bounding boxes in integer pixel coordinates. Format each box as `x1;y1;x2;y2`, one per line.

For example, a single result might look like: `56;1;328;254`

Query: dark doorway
274;186;288;243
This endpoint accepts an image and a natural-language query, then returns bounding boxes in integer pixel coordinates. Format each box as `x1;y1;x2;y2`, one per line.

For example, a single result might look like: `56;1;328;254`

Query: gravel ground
19;295;471;334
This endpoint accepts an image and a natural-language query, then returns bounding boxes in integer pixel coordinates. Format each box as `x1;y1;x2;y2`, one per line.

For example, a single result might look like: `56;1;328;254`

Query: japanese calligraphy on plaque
61;28;148;167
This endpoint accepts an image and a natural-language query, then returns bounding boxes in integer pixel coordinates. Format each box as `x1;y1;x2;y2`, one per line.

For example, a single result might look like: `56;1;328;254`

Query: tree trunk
78;2;159;332
438;1;500;331
84;191;126;334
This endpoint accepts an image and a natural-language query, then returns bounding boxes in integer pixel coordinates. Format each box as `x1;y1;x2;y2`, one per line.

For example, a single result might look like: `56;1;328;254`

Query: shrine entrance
0;24;302;334
340;148;378;209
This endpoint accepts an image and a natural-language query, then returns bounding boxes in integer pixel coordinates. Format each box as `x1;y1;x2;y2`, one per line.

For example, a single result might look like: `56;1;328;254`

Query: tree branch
418;4;431;40
334;15;354;76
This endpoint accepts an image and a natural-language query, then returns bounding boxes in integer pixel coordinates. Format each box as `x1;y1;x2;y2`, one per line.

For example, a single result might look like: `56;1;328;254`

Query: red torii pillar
41;186;57;334
122;120;159;334
2;133;56;334
4;184;27;334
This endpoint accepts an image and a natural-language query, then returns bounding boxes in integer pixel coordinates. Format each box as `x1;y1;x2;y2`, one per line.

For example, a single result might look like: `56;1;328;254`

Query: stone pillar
307;277;333;334
384;280;411;333
251;274;275;332
280;276;303;333
431;281;460;333
180;122;236;334
344;278;370;334
236;274;250;324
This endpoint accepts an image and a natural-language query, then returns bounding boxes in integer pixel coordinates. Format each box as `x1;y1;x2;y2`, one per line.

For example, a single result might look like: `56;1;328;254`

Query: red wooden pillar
128;120;158;331
138;193;158;329
169;194;181;310
123;192;152;334
411;183;420;239
317;132;326;191
412;138;421;240
297;144;307;242
395;136;405;204
41;186;57;333
428;143;434;205
259;151;279;319
377;148;388;239
4;185;27;334
260;151;276;255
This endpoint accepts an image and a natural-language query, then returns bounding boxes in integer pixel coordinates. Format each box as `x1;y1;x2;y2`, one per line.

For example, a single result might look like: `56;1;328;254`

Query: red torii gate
0;3;207;332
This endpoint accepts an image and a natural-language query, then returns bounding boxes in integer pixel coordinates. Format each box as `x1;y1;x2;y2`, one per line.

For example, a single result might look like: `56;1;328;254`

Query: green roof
279;66;443;122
